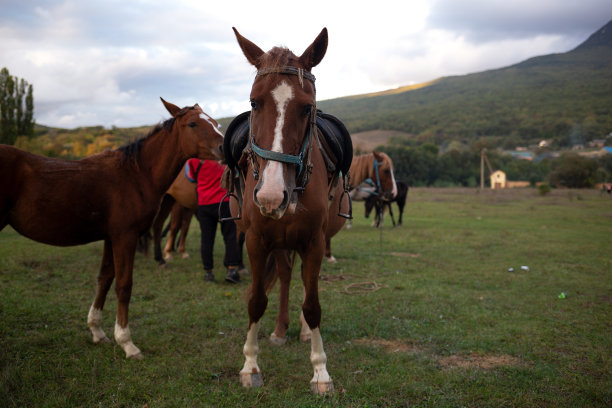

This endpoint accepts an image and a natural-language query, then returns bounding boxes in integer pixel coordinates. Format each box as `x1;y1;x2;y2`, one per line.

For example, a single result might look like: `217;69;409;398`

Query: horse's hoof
93;335;111;344
158;263;168;269
326;256;337;263
127;351;144;360
269;333;287;345
310;380;334;395
300;333;311;343
181;252;190;259
240;372;264;388
164;253;173;261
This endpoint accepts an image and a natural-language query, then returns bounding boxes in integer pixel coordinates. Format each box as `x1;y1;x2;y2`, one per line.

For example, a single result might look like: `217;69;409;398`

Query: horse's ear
161;97;181;117
373;151;384;162
299;28;328;70
233;27;265;68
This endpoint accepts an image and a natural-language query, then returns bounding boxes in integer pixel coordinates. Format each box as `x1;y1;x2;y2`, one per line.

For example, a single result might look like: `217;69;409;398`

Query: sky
1;0;610;129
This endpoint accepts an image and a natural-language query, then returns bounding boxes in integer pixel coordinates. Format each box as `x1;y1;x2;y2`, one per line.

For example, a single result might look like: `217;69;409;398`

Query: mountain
317;20;612;149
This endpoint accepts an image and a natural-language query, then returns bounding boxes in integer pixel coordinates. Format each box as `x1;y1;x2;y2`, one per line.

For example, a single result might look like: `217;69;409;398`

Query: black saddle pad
224;110;353;175
315;110;353;175
223;111;250;171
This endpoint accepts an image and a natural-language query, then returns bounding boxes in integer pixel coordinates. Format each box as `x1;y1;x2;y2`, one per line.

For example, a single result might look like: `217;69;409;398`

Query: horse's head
372;151;398;200
233;27;328;220
161;98;224;161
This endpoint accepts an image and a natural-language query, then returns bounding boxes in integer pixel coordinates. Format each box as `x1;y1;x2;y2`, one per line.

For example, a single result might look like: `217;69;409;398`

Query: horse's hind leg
87;239;115;344
112;234;142;359
177;207;195;259
154;194;174;266
270;250;292;345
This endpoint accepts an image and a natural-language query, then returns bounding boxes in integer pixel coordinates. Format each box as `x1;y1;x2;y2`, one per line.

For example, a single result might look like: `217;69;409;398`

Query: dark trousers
196;201;241;270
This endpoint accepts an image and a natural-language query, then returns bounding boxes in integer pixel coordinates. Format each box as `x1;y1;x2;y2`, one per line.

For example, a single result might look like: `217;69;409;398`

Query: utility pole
481;148;494;191
481;148;485;191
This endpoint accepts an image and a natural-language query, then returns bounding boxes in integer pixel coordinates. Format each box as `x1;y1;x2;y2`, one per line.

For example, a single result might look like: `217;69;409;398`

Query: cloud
0;0;609;128
428;0;611;43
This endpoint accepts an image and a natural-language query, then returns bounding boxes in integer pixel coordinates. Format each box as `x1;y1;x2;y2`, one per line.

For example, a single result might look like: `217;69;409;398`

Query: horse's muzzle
253;187;289;220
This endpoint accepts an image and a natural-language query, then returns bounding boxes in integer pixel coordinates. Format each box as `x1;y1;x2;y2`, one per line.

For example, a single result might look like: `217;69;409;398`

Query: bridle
247;66;317;191
220;65;353;221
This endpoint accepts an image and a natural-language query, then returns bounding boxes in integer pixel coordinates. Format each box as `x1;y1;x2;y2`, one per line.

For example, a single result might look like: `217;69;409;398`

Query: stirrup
218;191;241;221
338;172;353;219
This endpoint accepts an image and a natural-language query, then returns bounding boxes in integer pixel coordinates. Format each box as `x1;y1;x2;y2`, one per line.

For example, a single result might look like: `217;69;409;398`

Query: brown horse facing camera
230;27;352;395
0;98;224;359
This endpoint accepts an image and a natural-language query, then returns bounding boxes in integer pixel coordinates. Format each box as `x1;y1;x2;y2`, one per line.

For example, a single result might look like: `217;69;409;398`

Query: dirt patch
438;353;524;370
355;338;422;354
356;338;524;370
389;252;421;258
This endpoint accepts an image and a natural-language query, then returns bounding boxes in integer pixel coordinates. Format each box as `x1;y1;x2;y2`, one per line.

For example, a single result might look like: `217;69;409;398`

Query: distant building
490;170;506;189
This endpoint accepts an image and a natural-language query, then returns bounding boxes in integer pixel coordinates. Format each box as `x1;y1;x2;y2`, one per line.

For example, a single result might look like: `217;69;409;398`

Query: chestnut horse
0;98;224;359
325;151;397;260
231;27;351;394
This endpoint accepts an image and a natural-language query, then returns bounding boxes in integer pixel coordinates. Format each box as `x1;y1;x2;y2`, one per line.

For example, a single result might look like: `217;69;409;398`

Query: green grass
1;188;610;407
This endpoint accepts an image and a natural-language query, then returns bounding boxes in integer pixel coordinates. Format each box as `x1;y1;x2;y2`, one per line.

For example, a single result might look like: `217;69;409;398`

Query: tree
548;153;599;188
0;67;35;144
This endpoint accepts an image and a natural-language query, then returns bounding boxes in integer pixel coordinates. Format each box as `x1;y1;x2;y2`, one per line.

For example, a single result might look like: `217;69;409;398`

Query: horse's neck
350;154;372;186
137;129;188;196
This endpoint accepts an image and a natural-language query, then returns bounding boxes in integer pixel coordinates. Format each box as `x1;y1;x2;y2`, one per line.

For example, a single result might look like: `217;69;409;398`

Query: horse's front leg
240;248;268;387
87;239;114;344
301;241;334;395
112;234;142;359
270;250;292;345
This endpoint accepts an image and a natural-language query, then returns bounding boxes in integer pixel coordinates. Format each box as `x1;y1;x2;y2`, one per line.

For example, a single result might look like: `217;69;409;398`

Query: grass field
1;188;610;407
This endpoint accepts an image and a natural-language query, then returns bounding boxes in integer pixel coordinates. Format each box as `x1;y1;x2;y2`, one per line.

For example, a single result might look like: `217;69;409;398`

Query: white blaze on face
270;81;294;152
256;80;294;214
199;112;224;136
390;164;398;198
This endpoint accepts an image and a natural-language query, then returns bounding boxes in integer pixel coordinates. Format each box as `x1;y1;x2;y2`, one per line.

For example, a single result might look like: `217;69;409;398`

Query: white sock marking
240;322;261;375
114;320;141;358
87;305;107;343
310;327;331;385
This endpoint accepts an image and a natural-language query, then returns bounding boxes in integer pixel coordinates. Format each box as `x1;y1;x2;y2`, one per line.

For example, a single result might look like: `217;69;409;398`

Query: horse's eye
301;105;312;117
250;100;258;111
188;122;196;128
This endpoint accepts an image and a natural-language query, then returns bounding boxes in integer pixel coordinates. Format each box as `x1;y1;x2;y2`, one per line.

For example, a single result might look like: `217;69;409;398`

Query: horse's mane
349;153;374;186
260;47;299;69
118;117;176;166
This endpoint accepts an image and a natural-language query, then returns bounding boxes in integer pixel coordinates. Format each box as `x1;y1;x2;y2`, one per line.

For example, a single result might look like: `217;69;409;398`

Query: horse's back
0;146;120;244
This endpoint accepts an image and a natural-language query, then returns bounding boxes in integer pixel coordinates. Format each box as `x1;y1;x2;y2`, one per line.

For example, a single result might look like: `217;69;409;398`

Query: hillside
318;20;612;149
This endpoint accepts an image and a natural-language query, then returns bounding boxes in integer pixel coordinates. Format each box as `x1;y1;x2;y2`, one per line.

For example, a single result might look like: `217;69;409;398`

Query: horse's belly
9;207;105;246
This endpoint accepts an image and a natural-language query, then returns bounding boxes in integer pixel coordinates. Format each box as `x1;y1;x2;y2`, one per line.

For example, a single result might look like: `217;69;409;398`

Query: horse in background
364;179;409;227
325;151;397;261
0;98;224;359
229;27;352;394
148;160;201;267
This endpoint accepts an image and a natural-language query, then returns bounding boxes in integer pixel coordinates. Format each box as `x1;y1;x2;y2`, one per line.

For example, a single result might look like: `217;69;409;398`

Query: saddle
223;110;352;176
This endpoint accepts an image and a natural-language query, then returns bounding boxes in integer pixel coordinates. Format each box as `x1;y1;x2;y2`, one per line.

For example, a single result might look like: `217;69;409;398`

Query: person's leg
219;201;241;283
197;204;218;281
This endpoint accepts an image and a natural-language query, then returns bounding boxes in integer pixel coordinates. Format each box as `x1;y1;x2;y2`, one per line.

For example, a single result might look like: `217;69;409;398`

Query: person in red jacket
187;158;243;283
